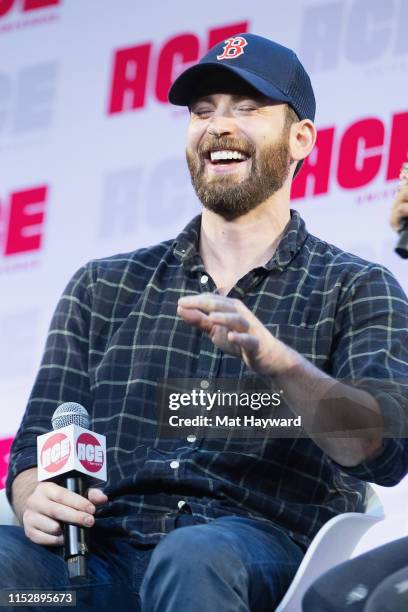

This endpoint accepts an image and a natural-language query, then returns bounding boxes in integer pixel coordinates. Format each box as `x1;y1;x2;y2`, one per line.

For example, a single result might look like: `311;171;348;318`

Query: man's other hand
177;293;299;376
390;167;408;232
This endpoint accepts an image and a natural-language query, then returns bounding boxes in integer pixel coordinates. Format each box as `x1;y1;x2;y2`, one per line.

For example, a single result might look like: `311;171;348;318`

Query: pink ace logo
77;433;104;473
41;432;71;473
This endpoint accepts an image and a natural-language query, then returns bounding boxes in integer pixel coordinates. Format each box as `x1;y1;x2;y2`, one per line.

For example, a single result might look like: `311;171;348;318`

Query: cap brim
168;62;291;106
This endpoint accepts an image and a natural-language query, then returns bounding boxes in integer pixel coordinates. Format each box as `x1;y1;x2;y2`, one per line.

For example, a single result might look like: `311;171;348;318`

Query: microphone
52;404;91;582
395;162;408;259
37;402;107;581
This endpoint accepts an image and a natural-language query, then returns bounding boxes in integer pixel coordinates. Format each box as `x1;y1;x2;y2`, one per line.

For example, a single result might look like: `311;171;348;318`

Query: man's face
186;89;293;220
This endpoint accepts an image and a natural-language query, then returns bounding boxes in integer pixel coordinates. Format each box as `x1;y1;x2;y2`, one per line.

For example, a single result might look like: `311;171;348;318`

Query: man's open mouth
204;149;251;167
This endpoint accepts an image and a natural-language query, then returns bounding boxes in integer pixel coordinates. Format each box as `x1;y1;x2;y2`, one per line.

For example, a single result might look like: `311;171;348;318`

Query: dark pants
302;536;408;612
0;515;304;611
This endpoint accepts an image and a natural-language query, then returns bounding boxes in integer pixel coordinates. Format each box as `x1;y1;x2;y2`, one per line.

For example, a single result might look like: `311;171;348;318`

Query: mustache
197;136;255;158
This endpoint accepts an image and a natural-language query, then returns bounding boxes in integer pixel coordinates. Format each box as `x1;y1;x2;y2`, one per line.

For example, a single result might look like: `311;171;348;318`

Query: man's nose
206;113;235;138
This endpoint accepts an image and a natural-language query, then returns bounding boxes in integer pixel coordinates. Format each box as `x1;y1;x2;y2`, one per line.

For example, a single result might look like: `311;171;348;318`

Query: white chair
0;487;19;526
276;510;382;610
276;479;408;611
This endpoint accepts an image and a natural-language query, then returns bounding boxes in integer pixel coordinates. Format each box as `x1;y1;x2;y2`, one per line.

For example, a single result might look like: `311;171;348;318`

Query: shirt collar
173;209;308;273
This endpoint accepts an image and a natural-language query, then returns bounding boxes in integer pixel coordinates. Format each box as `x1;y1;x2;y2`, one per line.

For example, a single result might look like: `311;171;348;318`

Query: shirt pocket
273;322;331;370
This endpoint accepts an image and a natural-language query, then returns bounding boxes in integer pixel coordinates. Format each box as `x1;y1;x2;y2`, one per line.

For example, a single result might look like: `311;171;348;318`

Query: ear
289;119;317;163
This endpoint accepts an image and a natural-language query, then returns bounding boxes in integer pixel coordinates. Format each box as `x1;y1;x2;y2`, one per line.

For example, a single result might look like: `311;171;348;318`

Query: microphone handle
62;475;90;581
399;218;408;232
395;217;408;259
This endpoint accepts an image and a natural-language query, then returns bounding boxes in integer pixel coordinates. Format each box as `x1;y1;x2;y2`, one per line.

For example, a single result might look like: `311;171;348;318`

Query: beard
186;130;292;221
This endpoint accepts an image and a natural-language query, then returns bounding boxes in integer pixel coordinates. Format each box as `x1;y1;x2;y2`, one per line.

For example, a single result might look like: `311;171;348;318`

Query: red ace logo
77;433;104;473
291;112;408;199
108;21;249;113
0;437;13;488
41;432;70;473
0;0;59;18
0;185;48;258
216;36;248;60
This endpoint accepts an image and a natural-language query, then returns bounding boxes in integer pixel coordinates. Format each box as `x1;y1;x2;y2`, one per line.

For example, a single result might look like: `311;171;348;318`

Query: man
2;34;408;612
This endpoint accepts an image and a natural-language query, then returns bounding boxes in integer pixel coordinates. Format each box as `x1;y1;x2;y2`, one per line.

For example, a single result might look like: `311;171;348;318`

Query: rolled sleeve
331;437;408;486
330;264;408;485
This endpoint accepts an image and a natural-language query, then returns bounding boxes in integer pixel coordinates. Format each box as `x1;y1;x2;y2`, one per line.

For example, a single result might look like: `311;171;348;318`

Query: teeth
210;150;247;162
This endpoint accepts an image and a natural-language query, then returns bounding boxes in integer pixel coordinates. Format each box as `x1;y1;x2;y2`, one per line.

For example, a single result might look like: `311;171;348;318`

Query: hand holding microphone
391;162;408;258
22;402;107;581
22;479;106;547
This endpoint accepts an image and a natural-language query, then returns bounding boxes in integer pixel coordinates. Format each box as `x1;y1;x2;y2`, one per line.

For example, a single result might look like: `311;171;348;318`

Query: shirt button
177;500;186;509
200;274;209;284
170;460;180;469
187;434;196;443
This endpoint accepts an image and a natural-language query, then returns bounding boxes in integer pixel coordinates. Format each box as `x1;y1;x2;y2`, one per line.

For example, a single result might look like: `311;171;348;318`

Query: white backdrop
1;0;407;498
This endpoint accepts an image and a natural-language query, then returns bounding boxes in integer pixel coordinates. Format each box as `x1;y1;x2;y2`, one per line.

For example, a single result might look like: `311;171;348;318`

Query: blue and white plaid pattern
7;210;408;550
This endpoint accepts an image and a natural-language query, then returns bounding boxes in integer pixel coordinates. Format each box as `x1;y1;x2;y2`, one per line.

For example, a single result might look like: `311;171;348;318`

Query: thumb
87;488;108;505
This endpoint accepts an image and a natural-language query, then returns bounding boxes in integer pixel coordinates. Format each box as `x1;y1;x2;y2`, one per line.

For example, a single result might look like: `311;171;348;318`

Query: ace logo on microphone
37;425;106;482
41;432;71;473
77;433;104;473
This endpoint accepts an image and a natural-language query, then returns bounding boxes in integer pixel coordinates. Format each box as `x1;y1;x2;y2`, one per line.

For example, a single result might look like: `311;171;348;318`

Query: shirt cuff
329;436;407;486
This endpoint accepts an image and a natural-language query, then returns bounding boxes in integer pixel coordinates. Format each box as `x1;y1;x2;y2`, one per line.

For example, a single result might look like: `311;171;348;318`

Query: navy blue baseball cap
168;33;316;123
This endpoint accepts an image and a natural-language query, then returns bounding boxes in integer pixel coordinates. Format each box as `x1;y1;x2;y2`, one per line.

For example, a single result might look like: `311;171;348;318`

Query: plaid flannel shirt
7;210;408;550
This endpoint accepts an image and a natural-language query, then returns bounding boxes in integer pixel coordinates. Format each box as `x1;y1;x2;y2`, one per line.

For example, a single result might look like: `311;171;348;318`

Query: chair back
0;487;19;526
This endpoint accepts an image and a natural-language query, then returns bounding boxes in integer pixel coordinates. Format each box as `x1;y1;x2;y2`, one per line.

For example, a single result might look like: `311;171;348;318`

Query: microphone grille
52;402;90;430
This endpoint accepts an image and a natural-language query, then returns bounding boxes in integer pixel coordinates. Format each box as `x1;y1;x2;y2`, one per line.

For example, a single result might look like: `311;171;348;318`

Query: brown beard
186;128;292;221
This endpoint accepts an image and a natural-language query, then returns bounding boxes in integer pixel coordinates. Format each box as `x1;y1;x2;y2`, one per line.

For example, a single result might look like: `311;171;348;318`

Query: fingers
227;332;259;354
29;511;63;536
87;488;108;506
42;499;95;527
178;296;251;335
178;294;252;333
208;312;249;333
24;525;64;547
178;295;262;352
177;305;213;332
37;482;96;516
178;294;241;314
390;201;408;231
23;509;64;546
390;187;408;231
23;481;104;547
399;186;408;198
